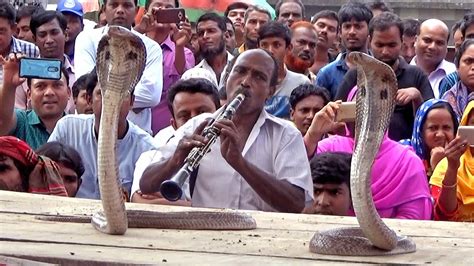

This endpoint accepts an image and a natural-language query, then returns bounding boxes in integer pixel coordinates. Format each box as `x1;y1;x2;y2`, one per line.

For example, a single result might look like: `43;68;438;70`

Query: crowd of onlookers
0;0;473;222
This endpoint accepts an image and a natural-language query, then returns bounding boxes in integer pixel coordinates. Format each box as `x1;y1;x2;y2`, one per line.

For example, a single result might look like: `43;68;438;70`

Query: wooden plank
0;255;56;266
1;191;473;264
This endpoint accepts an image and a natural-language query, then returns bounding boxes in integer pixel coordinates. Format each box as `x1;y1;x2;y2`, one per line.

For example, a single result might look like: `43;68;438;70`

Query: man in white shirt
48;69;157;199
185;13;233;88
137;49;313;212
258;21;310;118
410;19;456;98
74;0;163;133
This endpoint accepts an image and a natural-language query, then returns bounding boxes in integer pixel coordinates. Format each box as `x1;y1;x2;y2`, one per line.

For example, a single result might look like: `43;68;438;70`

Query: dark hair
369;11;403;40
103;0;138;6
167;78;220;116
461;12;474;38
220;53;240;101
224;2;250;17
16;4;44;23
452;19;463;35
36;142;85;179
310;152;352;187
224;16;235;32
402;18;420;37
455;39;474;68
197;12;227;33
338;1;373;26
145;0;179;10
258;21;292;47
72;74;89;98
0;2;16;25
30;10;67;37
27;68;70;89
85;68;98;98
311;10;339;29
369;0;393;13
244;5;272;23
289;84;330;109
275;0;305;19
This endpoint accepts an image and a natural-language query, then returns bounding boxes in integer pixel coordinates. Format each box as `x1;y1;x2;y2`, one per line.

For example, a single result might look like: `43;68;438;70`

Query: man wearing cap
56;0;84;65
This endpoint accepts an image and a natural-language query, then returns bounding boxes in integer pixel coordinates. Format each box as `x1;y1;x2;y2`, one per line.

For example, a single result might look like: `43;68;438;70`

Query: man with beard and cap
275;0;304;28
411;19;456;98
237;5;271;54
224;1;249;49
133;0;195;135
258;21;309;118
335;12;434;141
185;13;233;88
285;21;317;83
316;1;372;100
309;10;339;75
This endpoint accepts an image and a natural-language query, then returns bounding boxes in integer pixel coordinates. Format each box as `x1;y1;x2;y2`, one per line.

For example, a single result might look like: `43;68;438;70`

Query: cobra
35;26;256;233
309;52;416;256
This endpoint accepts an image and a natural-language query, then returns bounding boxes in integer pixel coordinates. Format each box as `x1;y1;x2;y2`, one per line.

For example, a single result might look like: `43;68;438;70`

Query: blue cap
56;0;84;18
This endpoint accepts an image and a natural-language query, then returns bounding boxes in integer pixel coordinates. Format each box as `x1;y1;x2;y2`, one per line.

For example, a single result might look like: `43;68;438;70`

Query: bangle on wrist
441;181;457;189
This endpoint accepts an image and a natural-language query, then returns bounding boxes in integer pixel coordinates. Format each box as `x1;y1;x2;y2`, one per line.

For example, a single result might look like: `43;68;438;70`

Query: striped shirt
0;37;39;109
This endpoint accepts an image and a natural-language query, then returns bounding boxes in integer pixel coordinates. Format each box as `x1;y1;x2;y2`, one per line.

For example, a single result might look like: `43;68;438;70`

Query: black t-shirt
335;58;434;141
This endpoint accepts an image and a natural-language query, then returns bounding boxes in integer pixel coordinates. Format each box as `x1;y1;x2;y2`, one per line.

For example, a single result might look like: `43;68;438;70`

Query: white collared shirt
190;51;234;88
74;26;163;133
410;57;456;98
133;109;314;211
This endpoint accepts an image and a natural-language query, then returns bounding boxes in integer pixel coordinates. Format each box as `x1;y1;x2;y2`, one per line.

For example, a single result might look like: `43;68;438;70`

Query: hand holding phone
19;58;62;80
335;102;356;122
458;126;474;146
153;8;186;24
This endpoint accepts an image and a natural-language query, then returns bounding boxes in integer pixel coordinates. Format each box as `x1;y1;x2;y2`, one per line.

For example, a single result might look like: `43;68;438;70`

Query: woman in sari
400;99;459;177
0;136;67;196
442;39;474;119
430;101;474;222
307;103;432;220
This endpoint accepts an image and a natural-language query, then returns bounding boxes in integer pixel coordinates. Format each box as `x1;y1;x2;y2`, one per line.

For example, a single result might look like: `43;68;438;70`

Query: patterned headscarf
400;99;458;160
0;136;68;196
442;81;474;120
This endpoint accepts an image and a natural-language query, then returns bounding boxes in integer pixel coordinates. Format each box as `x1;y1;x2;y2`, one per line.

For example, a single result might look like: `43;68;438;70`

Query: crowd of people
0;0;473;222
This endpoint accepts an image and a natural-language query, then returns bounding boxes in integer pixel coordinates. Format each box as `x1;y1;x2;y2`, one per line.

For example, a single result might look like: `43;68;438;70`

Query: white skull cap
181;68;218;88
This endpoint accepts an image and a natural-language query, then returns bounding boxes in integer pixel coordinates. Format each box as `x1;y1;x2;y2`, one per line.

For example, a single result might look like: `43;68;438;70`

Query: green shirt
12;109;50;150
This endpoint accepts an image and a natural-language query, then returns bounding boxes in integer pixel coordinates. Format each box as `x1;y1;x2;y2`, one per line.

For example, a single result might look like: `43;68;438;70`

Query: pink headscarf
317;135;433;220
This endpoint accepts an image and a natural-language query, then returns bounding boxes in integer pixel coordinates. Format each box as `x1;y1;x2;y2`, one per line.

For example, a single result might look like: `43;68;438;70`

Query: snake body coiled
309;52;416;255
92;26;256;235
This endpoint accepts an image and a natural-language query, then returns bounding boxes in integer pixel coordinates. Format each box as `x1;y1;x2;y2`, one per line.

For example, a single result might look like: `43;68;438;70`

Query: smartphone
458;126;474;146
19;58;62;80
335;102;357;122
153;8;186;24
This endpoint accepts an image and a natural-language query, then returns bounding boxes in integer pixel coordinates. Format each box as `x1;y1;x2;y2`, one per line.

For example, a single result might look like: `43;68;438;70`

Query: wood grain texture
0;191;473;264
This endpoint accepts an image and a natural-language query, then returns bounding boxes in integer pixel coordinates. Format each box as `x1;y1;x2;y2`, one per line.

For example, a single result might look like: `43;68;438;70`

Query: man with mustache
335;12;434;141
411;19;455;98
237;5;271;53
74;0;163;134
316;1;372;100
185;13;233;88
224;1;249;49
258;21;310;118
275;0;304;28
309;10;339;75
285;21;317;83
138;49;313;212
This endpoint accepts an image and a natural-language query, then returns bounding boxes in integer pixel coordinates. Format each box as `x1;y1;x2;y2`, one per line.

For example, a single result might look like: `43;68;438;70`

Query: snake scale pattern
309;52;416;256
93;26;255;234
